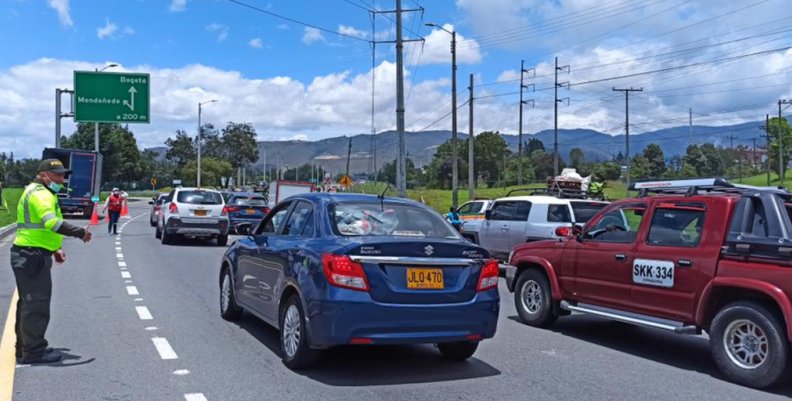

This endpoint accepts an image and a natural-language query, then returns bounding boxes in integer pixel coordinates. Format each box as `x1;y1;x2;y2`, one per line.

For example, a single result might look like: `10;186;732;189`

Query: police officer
11;159;92;364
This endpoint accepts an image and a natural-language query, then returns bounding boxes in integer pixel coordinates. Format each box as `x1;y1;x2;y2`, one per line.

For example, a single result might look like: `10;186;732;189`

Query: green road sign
74;71;150;123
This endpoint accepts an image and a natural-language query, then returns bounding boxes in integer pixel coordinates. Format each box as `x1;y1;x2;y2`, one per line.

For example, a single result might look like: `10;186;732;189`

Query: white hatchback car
156;187;231;245
471;195;608;260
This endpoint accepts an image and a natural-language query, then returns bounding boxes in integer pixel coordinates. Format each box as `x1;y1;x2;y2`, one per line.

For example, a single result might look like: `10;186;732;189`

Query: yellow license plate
194;210;207;216
246;209;256;214
406;268;444;289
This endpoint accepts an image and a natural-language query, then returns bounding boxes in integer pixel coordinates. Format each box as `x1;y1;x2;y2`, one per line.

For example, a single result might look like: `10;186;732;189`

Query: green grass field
0;188;22;228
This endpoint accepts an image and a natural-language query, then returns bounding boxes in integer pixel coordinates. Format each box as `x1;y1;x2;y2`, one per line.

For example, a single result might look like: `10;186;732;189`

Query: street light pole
94;63;118;152
197;99;218;188
426;23;458;207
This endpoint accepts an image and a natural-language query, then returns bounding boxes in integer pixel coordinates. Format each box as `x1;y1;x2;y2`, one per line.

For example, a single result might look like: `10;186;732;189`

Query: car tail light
466;334;483;341
554;226;571;237
477;259;499;291
350;338;373;344
168;203;179;215
222;206;239;216
322;254;369;291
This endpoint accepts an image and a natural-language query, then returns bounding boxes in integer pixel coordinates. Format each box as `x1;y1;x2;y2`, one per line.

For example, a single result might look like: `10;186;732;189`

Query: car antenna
378;183;390;211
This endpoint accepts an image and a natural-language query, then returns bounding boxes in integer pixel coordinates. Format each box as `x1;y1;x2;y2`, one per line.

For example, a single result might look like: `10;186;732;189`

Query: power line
229;0;371;42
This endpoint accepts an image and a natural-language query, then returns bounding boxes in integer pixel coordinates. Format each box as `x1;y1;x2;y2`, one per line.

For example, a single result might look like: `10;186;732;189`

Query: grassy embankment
0;188;23;227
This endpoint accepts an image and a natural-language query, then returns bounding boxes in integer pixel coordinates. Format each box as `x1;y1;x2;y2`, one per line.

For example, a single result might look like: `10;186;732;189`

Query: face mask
48;182;63;192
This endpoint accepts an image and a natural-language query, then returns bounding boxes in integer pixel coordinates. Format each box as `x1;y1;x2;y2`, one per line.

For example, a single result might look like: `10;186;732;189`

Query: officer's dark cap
37;159;71;174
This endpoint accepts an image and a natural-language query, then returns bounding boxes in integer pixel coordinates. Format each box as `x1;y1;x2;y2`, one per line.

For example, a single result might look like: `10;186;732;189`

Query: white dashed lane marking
118;261;127;267
135;306;153;320
116;253;124;258
126;286;139;296
121;271;131;279
184;393;208;401
151;337;178;360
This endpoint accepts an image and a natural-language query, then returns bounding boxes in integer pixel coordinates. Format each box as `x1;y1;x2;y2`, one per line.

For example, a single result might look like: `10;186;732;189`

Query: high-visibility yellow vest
13;182;64;252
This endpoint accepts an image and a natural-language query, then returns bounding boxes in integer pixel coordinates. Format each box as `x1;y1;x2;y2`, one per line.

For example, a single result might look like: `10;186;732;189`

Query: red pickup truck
506;178;792;388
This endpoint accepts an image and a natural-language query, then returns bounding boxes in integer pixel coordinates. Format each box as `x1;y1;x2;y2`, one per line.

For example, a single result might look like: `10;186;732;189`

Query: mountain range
149;120;767;174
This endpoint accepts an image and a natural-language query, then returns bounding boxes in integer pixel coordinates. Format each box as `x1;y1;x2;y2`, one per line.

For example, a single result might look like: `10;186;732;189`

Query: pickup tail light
322;254;369;291
477;259;500;291
168;203;179;215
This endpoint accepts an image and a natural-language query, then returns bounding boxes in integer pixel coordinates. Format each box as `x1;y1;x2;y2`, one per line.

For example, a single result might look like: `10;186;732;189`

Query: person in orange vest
102;188;124;235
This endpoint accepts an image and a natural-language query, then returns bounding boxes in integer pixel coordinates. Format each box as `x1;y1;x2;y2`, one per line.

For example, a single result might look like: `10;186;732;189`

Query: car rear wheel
514;268;558;327
710;301;789;388
280;296;319;370
149;215;157;227
437;341;479;361
155;223;162;239
217;235;228;246
161;228;173;245
220;268;242;321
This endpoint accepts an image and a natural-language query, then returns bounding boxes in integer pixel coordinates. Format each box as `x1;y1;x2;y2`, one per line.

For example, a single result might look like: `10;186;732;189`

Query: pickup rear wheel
710;301;789;388
514;269;558;327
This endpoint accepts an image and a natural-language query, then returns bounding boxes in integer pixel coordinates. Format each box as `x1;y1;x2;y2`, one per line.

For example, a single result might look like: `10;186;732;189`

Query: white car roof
492;195;572;204
175;187;221;193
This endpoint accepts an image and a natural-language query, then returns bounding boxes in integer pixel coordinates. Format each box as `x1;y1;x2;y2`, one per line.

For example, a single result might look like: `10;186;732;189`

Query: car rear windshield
571;201;608;223
231;196;267;206
177;190;223;205
329;201;460;239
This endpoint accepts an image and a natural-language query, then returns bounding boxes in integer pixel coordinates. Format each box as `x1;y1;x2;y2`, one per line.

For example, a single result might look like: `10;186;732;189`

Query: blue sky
1;0;791;156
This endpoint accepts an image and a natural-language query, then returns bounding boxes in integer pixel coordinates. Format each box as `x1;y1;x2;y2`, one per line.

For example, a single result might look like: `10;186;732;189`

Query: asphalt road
1;200;792;401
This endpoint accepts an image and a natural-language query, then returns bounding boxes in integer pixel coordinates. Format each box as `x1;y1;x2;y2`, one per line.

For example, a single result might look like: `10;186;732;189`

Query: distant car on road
148;193;168;227
218;193;500;369
456;199;492;221
156;187;230;245
224;192;270;234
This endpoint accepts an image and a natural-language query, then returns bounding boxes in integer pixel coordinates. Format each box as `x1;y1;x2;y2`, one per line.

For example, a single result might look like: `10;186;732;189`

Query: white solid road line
135;306;153;320
151;337;178;360
126;286;139;296
121;271;131;279
184;393;208;401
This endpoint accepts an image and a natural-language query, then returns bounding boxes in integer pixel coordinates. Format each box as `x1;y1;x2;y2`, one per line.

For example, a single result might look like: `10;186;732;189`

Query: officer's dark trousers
10;245;53;358
108;210;121;234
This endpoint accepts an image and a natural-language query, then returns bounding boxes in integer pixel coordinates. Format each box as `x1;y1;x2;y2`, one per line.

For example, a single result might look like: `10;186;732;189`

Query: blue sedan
219;193;500;369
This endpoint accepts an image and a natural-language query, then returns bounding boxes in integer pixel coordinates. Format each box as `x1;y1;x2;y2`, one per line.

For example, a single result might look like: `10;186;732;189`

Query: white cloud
338;25;367;39
124;26;135;35
409;24;482;65
48;0;72;27
249;38;263;49
302;27;325;44
97;19;118;40
206;23;229;42
170;0;187;12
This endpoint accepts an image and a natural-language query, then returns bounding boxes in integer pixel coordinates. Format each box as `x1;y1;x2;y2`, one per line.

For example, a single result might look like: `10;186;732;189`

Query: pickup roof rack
630;178;792;199
506;186;593;199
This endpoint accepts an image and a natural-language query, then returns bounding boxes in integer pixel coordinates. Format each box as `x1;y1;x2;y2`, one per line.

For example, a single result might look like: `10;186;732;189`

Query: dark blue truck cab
42;148;102;216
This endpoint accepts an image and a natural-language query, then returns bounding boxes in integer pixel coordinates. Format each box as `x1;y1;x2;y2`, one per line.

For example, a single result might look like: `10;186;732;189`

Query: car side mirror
484;210;491;220
237;224;252;235
554;226;572;237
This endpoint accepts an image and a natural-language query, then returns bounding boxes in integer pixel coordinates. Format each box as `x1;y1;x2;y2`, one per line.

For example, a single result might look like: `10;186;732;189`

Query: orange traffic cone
121;200;129;218
90;203;99;225
104;210;110;222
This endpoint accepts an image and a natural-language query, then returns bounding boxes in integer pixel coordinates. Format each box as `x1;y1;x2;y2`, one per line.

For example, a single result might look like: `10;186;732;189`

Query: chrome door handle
615;254;626;261
678;259;692;268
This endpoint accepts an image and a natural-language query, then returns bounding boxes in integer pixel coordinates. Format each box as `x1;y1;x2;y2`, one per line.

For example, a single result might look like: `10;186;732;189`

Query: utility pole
727;134;738;151
689;107;693;143
752;137;758;169
762;114;770;185
468;73;474;200
345;137;352;178
613;87;642;192
778;99;792;183
554;57;570;177
517;60;535;185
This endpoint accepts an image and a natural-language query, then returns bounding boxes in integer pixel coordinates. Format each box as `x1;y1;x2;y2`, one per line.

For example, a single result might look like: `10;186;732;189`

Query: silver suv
156;187;230;245
469;195;608;260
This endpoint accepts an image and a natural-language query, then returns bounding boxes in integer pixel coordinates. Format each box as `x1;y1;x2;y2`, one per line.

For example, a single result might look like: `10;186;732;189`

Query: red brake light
322;254;369;291
477;259;499;291
222;206;239;215
168;203;179;214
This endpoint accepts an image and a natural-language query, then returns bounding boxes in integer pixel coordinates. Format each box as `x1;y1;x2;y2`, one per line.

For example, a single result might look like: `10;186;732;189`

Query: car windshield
177;190;223;205
232;196;267;206
571;201;608;223
329;201;460;239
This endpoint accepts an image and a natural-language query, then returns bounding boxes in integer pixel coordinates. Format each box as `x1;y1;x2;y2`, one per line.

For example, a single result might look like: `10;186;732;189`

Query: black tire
155;224;162;239
149;216;157;227
710;301;789;388
514;269;558;327
161;229;172;245
217;235;228;246
219;268;242;321
438;341;479;361
279;296;319;370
